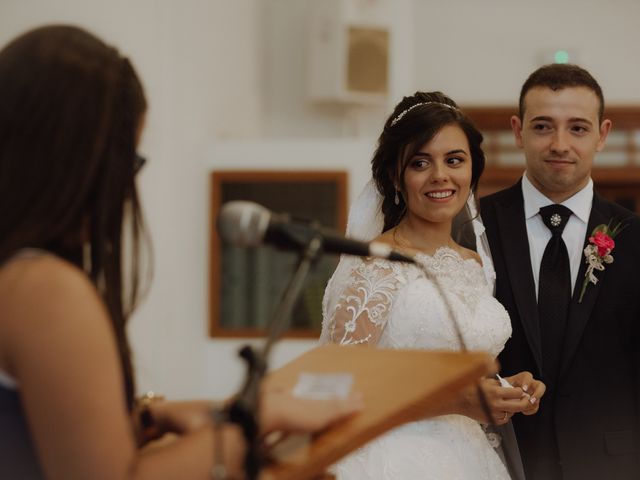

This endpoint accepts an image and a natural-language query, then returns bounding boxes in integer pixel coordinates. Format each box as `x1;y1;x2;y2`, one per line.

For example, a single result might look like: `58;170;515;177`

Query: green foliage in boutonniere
578;221;624;303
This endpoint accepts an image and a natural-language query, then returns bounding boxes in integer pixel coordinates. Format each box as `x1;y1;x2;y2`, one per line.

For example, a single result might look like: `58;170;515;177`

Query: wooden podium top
261;345;494;480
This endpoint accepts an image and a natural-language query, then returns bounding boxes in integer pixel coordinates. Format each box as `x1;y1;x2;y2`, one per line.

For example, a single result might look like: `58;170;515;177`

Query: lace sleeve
323;258;403;346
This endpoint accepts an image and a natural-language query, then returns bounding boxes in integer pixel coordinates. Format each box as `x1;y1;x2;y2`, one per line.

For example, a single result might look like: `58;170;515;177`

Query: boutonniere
578;221;623;303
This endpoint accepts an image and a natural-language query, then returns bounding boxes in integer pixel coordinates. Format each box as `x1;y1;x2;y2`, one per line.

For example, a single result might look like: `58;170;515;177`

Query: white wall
411;0;640;106
0;0;265;399
2;0;640;400
262;0;415;138
259;0;640;139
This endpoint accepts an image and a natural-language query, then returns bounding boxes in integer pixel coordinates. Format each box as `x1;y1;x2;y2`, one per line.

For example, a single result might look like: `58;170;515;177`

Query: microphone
217;201;415;264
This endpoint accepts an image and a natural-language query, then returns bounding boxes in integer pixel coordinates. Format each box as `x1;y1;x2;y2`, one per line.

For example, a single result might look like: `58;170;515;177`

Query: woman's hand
502;371;546;416
148;400;214;435
467;371;546;425
463;377;531;425
143;387;363;441
150;389;363;434
259;388;363;435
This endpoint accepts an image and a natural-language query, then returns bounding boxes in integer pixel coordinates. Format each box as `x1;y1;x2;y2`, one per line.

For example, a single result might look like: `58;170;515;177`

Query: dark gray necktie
538;204;573;382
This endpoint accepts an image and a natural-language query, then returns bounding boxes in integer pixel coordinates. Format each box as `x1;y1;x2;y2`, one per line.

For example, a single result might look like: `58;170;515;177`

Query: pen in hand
496;374;513;388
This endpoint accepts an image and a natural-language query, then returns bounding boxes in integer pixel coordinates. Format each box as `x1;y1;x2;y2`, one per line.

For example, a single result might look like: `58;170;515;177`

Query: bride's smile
425;189;455;200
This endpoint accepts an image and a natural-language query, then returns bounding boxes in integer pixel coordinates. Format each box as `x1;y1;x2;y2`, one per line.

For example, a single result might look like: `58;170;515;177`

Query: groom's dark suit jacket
481;182;640;480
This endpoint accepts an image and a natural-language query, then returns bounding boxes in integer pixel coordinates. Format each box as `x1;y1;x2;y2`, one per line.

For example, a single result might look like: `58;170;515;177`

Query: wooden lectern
260;344;494;480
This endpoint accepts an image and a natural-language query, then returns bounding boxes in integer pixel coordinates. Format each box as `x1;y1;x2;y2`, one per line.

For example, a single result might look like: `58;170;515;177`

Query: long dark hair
0;25;148;409
371;91;485;232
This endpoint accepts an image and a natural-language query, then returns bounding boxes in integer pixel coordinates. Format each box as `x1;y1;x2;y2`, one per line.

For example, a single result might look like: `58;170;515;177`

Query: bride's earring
394;190;400;205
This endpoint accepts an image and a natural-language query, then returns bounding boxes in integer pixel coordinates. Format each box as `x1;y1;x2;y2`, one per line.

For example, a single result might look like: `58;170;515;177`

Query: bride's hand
502;371;546;416
478;377;535;425
460;378;529;425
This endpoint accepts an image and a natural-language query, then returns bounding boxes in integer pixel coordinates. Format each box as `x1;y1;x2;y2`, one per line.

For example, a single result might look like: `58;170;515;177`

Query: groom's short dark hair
519;64;605;122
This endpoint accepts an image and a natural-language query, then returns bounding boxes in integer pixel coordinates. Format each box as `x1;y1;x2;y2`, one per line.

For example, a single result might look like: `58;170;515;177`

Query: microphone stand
221;235;324;480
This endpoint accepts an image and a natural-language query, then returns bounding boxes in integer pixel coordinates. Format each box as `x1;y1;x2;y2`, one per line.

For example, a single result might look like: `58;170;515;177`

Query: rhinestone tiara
390;101;458;127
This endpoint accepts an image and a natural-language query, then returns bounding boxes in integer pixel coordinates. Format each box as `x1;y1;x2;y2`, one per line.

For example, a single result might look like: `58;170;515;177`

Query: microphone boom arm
224;235;325;480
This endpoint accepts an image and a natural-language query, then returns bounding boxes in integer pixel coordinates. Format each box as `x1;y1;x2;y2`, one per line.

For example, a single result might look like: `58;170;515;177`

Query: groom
481;64;640;480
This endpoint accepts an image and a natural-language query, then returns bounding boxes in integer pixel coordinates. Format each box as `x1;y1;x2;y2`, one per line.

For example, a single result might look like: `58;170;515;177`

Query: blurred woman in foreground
0;25;360;479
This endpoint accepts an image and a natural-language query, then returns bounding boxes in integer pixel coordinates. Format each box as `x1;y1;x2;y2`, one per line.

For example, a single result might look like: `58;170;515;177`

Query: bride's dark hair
371;91;485;232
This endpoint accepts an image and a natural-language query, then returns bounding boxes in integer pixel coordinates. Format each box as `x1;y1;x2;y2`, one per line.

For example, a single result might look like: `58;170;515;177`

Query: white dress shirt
521;174;593;299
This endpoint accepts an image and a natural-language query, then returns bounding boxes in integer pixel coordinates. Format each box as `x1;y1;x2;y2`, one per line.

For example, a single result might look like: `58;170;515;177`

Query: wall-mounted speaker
307;0;391;105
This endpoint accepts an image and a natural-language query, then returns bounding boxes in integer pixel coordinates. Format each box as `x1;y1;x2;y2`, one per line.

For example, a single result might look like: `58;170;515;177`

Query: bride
320;92;545;479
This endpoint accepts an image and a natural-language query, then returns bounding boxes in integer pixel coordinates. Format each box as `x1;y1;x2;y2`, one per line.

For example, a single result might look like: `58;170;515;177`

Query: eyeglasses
134;154;147;174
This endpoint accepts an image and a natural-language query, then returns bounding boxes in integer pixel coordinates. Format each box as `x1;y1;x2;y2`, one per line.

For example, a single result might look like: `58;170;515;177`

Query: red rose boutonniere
578;222;623;303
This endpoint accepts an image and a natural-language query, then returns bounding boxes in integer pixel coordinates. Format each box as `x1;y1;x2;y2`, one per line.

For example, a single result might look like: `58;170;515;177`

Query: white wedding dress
320;246;512;479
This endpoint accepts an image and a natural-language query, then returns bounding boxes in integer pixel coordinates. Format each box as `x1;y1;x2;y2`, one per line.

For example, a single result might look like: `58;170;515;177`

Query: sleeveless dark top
0;250;46;478
0;382;44;479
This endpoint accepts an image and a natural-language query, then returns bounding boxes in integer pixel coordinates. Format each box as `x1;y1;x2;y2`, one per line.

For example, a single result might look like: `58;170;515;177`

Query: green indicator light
554;50;570;64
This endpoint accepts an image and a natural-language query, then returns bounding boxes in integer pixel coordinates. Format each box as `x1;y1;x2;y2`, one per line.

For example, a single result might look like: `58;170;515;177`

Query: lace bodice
321;247;511;356
320;247;513;479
